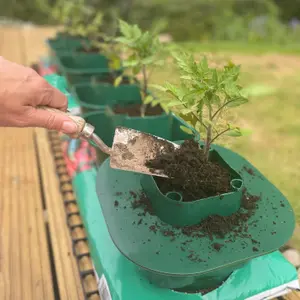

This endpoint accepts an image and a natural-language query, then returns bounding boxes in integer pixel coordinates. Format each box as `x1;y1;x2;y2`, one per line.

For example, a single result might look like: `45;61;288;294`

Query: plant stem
141;65;148;117
210;127;231;144
211;99;236;120
204;125;212;161
204;104;213;161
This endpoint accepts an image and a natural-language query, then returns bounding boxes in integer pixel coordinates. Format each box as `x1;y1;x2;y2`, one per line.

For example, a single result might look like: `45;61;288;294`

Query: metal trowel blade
109;126;179;177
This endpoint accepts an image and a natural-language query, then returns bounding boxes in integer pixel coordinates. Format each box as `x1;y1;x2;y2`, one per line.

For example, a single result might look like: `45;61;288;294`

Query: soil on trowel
113;103;164;117
145;139;231;201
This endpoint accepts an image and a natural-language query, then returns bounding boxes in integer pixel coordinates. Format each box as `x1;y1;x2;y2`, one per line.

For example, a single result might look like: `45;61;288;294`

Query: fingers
25;107;78;134
33;77;68;111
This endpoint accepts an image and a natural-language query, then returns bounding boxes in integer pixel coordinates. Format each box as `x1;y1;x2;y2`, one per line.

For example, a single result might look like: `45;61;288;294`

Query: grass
177;41;300;55
151;45;300;247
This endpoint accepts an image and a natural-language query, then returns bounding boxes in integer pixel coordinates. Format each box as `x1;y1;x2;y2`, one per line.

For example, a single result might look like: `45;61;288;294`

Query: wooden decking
0;128;56;299
0;128;99;299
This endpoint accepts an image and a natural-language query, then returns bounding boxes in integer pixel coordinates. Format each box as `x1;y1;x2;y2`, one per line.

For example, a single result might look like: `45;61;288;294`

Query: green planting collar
141;149;243;227
96;142;295;291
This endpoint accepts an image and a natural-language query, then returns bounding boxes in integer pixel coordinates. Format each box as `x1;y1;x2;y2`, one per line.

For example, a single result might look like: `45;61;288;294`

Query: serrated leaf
166;100;185;107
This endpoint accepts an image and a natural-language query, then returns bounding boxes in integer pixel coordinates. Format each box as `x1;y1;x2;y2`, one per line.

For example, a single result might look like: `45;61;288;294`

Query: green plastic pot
46;37;88;56
83;111;193;149
141;149;243;227
95;142;295;291
57;53;111;85
73;83;141;113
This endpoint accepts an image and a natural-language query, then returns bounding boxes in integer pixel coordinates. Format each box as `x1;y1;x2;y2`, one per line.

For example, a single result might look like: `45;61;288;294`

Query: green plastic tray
57;53;110;84
95;143;295;291
73;83;141;112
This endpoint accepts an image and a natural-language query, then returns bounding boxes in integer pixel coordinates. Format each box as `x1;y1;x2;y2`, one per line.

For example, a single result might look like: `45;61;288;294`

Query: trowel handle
38;106;112;155
38;106;94;139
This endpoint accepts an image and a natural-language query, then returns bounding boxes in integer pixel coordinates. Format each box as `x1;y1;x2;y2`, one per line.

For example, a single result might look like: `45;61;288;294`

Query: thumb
27;107;78;134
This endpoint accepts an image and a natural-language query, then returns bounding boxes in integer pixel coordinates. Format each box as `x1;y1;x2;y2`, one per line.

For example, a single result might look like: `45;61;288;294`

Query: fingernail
62;121;77;134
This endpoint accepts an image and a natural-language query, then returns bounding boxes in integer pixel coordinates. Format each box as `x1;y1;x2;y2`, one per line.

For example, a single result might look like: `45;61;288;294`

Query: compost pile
145;139;231;201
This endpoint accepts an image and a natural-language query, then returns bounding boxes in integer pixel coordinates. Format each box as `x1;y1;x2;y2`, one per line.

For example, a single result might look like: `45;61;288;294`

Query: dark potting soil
96;74;131;85
77;46;100;53
113;103;164;117
145;139;231;201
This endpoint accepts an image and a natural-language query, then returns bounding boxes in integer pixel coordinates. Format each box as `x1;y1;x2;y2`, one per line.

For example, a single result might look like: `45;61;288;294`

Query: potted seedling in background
50;0;89;51
113;19;165;117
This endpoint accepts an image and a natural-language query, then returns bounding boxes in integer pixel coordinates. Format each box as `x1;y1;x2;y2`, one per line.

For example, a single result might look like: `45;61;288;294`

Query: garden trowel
40;106;178;177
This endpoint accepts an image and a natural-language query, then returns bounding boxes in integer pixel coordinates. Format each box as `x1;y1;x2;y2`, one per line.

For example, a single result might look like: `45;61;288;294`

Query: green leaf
118;19;132;38
226;126;251;137
180;125;194;135
226;129;243;137
144;95;154;104
123;60;139;67
166;100;185;107
181;108;195;115
141;56;155;65
212;69;218;84
226;96;248;107
199;56;208;71
149;84;167;92
114;76;123;87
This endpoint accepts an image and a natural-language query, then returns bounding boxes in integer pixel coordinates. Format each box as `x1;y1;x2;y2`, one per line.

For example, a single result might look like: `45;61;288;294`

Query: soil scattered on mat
131;189;261;252
113;103;164;117
146;139;231;201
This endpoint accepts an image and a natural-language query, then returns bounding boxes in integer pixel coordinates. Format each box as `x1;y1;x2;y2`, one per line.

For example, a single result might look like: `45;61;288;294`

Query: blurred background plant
1;0;300;45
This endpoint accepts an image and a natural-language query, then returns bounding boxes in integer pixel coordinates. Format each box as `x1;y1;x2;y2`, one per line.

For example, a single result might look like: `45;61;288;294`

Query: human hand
0;56;77;134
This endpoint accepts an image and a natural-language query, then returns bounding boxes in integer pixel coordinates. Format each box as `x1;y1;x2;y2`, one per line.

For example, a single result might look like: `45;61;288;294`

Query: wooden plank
0;26;25;64
0;128;54;300
21;26;58;66
283;291;300;299
35;128;84;300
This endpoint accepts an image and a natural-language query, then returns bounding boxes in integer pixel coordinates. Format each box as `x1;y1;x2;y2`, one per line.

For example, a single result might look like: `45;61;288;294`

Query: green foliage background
1;0;300;43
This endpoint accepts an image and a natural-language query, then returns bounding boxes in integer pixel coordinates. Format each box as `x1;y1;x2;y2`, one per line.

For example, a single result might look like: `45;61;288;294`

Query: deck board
284;291;300;299
35;128;84;300
0;128;54;300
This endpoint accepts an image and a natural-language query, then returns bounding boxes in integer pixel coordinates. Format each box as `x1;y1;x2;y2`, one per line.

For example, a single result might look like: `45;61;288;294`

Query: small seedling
114;19;164;117
154;52;250;160
53;0;103;44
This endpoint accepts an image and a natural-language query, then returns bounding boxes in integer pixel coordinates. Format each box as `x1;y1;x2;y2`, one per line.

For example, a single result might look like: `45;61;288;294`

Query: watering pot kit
44;24;300;297
43;72;299;299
